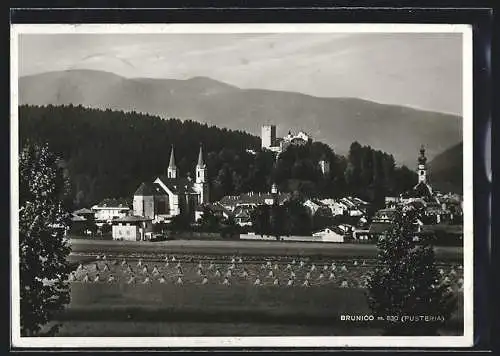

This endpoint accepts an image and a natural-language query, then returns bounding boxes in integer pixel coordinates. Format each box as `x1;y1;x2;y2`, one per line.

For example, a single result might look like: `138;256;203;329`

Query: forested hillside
428;142;463;194
19;105;418;209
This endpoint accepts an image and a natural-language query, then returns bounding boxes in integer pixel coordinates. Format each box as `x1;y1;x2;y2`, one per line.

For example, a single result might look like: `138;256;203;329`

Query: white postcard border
10;23;474;348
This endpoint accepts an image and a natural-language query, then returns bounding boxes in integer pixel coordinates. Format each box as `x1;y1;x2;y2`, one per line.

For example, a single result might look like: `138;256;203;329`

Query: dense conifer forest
19;105;418;209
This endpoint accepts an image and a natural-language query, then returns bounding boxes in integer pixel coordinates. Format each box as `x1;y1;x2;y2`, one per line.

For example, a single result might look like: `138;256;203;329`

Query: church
132;145;209;223
405;145;435;200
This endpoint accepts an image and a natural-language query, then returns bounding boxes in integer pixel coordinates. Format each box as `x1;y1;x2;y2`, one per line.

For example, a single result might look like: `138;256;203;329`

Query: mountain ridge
21;69;460;113
19;69;462;167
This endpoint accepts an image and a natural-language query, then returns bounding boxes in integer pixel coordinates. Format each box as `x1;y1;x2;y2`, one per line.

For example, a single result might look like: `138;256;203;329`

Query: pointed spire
197;144;205;167
167;145;178;179
169;145;176;169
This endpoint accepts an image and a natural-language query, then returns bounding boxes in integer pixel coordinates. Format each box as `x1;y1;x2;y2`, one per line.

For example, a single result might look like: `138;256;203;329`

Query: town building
133;145;209;223
111;215;153;241
312;227;345;242
91;198;131;225
219;191;292;212
233;206;253;227
303;199;333;219
194;202;233;223
320;198;348;216
73;208;95;220
303;199;323;216
338;197;365;216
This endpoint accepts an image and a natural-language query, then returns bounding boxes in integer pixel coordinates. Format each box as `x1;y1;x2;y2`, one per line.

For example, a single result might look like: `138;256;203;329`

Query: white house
312;227;344;243
219;191;291;212
320;199;348;216
92;200;131;224
303;199;323;216
349;209;363;217
338;224;354;234
385;196;400;207
111;215;153;241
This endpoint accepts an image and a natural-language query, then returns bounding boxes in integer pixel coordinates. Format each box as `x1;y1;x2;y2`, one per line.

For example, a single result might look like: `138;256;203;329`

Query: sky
19;32;463;115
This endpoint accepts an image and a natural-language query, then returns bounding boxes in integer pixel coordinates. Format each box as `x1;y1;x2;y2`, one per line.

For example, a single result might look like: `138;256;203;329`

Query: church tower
167;145;178;179
417;144;427;184
194;144;209;203
196;145;206;184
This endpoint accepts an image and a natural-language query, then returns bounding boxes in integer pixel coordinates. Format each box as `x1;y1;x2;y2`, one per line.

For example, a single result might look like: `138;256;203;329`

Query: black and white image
10;24;473;348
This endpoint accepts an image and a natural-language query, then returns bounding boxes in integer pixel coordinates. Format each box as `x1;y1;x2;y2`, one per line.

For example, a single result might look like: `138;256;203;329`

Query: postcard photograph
10;23;473;348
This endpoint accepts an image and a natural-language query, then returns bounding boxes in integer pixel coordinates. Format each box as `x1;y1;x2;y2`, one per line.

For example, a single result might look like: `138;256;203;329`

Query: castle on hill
261;124;312;153
261;124;330;175
132;145;209;223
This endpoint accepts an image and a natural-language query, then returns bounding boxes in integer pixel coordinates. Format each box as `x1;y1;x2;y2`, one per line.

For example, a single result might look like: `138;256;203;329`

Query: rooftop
73;208;94;215
156;176;197;195
220;192;292;206
70;214;87;222
94;197;131;209
114;215;153;223
134;182;157;196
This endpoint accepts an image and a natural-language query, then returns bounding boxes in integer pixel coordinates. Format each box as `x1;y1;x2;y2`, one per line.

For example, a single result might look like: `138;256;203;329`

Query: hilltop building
133;145;209;223
261;124;312;154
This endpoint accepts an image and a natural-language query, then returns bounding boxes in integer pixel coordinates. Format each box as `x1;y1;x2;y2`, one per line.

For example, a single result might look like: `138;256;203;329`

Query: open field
57;244;465;337
69;239;463;261
50;321;385;337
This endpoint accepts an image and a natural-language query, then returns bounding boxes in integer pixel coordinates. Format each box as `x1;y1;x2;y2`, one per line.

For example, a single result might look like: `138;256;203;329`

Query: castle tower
319;155;330;176
194;144;209;204
261;124;276;149
167;145;178;179
417;144;427;184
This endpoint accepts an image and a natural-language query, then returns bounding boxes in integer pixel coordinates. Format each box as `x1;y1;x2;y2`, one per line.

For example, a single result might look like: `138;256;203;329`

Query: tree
283;198;313;236
269;203;287;241
169;213;191;233
251;204;271;237
83;213;97;236
197;205;222;232
19;142;72;336
220;215;239;239
367;206;457;335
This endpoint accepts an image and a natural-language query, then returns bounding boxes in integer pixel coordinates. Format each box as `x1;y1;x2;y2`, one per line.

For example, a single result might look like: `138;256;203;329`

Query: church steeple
195;144;206;184
167;145;178;179
197;144;206;168
417;144;427;184
194;144;209;203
